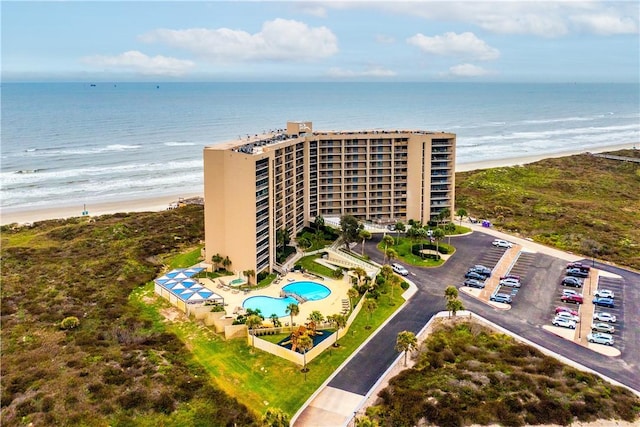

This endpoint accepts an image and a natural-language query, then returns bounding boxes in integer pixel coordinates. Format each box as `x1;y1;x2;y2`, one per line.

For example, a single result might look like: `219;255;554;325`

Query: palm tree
444;285;458;302
395;330;418;366
246;269;255;286
389;274;402;299
328;313;347;347
394;221;406;243
261;407;290;427
211;253;223;271
270;313;282;328
297;334;314;379
352;267;367;288
358;229;372;256
222;256;232;272
308;310;324;328
363;298;378;329
347;287;359;309
446;298;465;317
314;214;325;232
380;265;394;282
437;208;451;227
246;314;263;348
385;248;398;265
432;227;445;257
297;236;312;251
382;235;395;259
286;302;299;328
456;208;468;225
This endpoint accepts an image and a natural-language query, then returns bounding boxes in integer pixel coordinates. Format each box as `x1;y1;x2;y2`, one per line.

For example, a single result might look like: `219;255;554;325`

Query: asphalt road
327;230;640;395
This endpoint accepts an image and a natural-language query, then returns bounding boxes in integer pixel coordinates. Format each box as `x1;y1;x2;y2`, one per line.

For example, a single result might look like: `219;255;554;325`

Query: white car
593;312;617;323
552;317;577;329
587;332;614;346
499;278;521;288
391;263;409;276
594;289;615;299
492;239;513;248
555;312;579;323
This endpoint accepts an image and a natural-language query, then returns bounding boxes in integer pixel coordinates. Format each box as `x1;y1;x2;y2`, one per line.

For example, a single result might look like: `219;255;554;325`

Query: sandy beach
1;142;636;226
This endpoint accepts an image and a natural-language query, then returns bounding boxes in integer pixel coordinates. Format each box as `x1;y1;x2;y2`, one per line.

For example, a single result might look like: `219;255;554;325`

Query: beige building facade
203;121;456;275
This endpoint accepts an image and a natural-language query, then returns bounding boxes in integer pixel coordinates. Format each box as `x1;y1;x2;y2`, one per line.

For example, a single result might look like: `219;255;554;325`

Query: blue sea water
1;82;639;212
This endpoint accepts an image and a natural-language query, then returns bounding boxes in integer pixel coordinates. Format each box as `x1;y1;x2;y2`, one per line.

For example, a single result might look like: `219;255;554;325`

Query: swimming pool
242;281;331;318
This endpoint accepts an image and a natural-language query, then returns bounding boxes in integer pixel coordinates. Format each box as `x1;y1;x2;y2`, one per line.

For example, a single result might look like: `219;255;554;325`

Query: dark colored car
469;265;491;277
567;262;591;272
463;279;485;289
566;268;589;278
592;297;615;308
561;294;584;304
562;276;583;288
464;271;486;281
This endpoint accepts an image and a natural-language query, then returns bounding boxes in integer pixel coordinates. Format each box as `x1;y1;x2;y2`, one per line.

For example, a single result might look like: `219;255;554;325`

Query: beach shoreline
1;142;636;226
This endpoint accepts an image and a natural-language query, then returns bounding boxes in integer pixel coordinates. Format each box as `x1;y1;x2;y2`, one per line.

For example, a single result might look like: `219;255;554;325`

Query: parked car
555;311;579;322
499;278;521;288
492;239;513;248
561;294;584;304
555;306;579;316
587;332;614;346
552;317;577;329
490;293;513;304
567;262;591;272
392;263;409;276
561;276;583;288
468;267;491;278
465;271;486;281
387;224;396;231
591;322;615;334
470;265;492;276
566;268;589;278
500;274;520;281
594;289;615;299
562;289;582;297
592;297;615;308
593;312;617;323
463;278;486;289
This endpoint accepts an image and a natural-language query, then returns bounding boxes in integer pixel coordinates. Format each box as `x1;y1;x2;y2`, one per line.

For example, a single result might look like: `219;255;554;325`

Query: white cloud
326;66;397;78
407;32;500;60
571;13;638;35
140;19;338;62
329;2;639;38
446;63;492;77
81;51;195;76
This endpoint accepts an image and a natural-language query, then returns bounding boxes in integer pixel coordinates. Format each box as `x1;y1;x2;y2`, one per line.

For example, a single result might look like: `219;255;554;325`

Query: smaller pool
229;278;245;286
242;281;331;318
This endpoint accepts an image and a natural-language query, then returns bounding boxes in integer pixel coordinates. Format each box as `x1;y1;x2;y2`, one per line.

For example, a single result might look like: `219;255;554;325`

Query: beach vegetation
456;150;640;270
364;320;640;426
0;206;257;426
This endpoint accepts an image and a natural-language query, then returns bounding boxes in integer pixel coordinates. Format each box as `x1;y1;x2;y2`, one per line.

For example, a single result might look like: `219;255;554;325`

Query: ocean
2;82;639;213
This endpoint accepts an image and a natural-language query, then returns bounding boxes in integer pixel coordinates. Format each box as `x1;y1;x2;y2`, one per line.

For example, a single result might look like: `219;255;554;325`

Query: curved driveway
302;227;640;425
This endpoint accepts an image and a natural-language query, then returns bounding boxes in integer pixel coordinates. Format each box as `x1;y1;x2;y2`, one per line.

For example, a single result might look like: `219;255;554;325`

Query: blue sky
2;1;639;82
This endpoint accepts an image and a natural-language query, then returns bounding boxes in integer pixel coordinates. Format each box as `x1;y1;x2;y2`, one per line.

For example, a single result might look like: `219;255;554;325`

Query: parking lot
356;228;640;393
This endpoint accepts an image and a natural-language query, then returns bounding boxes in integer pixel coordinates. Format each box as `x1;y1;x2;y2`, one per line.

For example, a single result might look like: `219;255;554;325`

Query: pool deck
200;271;352;323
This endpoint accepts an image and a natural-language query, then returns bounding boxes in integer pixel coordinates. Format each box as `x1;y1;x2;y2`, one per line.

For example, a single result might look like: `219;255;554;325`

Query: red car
561;294;584;304
555;306;579;316
567;262;591;272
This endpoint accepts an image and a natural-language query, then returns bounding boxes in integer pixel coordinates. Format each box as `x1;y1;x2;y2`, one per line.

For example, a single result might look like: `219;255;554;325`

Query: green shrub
60;316;80;330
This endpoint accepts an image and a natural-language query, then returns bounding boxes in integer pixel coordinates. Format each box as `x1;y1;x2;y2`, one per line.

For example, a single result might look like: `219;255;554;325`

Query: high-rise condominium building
203;121;456;275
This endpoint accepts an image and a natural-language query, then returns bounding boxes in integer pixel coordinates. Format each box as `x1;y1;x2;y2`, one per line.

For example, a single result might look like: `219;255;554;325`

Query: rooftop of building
204;123;454;156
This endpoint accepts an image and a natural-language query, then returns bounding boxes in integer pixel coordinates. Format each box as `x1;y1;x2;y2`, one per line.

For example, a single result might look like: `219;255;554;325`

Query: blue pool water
243;281;331;318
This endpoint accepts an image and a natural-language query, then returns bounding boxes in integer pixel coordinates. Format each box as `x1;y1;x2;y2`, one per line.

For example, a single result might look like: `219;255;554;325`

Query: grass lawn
378;237;452;267
130;281;405;419
295;254;341;278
